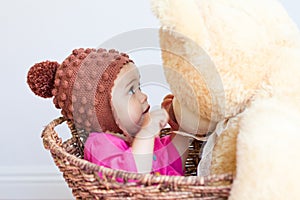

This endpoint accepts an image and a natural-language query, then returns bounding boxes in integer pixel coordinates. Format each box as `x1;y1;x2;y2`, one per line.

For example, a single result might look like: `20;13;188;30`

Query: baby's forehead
117;62;140;80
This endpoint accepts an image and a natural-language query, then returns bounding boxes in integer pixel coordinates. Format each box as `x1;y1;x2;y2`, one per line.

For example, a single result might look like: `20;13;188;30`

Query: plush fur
151;0;300;199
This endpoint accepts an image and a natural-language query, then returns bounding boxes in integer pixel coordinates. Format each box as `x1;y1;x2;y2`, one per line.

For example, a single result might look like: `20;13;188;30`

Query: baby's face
111;63;150;136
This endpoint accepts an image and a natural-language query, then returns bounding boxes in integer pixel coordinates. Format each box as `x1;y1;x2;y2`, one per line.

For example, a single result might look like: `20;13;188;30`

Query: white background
0;0;299;199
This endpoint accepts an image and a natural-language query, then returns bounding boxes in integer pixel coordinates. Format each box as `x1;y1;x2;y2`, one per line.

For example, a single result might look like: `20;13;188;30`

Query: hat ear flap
27;61;59;98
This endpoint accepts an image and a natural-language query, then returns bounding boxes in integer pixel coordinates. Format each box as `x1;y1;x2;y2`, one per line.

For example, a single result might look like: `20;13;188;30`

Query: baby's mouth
142;105;150;115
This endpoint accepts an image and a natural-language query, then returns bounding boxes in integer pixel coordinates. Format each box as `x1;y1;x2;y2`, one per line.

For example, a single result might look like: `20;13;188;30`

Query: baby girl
27;48;189;175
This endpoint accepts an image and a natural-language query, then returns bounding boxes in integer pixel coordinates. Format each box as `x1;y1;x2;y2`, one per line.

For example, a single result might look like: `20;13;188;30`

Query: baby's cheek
127;99;141;121
128;108;141;124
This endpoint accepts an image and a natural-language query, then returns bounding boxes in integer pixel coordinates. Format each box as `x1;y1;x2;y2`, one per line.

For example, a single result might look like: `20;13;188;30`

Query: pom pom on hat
27;61;60;98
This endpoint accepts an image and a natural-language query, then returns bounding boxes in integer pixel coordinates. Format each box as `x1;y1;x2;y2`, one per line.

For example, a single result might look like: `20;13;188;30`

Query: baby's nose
138;90;148;103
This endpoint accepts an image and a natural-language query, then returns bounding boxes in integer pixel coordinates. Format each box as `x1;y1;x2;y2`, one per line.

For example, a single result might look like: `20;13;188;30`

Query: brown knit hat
27;48;133;136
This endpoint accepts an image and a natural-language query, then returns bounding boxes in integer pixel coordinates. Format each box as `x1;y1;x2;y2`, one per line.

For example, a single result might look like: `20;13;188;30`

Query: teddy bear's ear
27;61;60;98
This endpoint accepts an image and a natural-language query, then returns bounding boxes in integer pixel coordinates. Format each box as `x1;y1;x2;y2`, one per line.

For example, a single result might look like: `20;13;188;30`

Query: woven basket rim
42;116;233;186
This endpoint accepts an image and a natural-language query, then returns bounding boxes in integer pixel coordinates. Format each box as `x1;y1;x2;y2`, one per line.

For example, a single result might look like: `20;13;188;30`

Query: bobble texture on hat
27;48;133;135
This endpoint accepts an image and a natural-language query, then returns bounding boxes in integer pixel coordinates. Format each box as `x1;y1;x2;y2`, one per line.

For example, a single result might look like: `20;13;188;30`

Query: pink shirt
84;133;183;176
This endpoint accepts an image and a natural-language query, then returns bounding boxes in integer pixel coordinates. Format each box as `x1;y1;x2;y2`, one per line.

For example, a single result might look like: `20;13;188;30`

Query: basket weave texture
42;117;233;199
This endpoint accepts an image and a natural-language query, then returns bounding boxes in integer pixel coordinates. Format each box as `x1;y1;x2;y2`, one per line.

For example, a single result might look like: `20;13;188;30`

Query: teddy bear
152;0;300;199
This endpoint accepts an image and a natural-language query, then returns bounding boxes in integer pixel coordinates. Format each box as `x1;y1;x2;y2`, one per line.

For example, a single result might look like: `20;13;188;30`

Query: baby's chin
127;112;150;137
141;111;150;125
125;122;143;138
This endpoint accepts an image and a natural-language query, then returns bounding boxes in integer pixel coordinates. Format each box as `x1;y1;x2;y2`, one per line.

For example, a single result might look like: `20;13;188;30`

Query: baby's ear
27;61;60;98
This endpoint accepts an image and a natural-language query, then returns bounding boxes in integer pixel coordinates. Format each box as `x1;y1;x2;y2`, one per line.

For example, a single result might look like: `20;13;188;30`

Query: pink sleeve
153;135;184;176
84;133;137;173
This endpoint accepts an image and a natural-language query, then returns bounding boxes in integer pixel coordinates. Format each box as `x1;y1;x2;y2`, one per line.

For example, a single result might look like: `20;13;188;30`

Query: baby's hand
141;109;169;138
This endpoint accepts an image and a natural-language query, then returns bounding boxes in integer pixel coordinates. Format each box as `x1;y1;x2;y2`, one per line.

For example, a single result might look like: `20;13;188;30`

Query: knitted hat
27;48;133;136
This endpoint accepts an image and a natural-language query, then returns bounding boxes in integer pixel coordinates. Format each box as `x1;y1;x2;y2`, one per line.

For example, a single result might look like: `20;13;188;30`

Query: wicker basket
41;117;233;199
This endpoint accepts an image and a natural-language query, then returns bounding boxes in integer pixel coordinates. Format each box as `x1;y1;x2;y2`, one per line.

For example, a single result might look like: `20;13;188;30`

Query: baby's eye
128;86;135;95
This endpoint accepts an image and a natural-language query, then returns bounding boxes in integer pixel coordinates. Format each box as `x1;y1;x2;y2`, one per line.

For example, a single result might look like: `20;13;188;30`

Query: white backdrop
0;0;299;199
